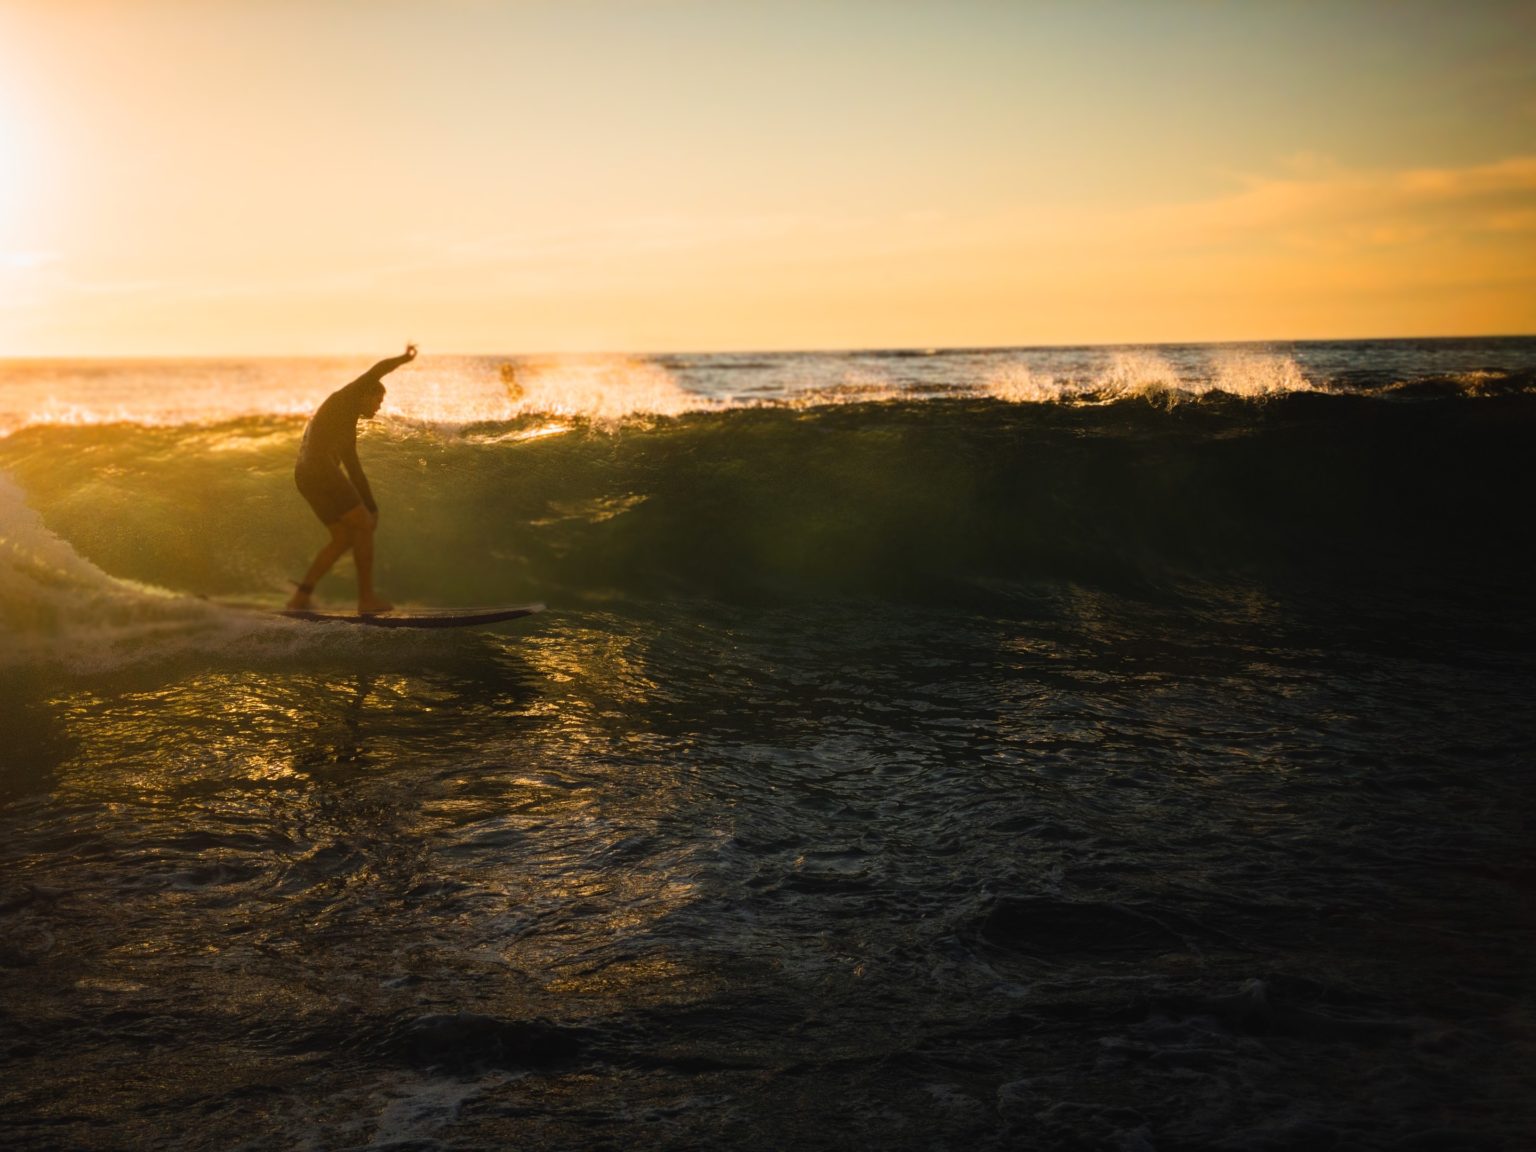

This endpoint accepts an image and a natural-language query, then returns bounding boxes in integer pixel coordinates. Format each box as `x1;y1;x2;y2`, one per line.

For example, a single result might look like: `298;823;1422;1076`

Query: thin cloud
1146;154;1536;247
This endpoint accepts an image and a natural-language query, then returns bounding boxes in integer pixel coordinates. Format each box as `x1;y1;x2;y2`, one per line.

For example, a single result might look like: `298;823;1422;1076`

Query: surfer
286;344;416;613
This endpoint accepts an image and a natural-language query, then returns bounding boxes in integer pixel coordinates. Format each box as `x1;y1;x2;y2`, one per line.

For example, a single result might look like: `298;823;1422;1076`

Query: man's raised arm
355;343;418;386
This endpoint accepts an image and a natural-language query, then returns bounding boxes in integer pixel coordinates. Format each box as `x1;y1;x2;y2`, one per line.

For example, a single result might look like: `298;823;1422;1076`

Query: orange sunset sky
1;0;1533;356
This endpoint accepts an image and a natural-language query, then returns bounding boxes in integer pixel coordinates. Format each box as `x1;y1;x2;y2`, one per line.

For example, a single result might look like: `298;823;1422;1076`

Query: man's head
360;381;386;419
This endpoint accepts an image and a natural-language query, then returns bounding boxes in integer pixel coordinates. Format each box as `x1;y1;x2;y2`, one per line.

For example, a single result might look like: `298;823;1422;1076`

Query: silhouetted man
286;344;416;613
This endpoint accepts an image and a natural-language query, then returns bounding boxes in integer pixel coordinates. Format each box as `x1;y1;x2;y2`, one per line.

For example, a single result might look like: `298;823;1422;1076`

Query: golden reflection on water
517;616;663;714
24;623;719;1016
466;421;573;445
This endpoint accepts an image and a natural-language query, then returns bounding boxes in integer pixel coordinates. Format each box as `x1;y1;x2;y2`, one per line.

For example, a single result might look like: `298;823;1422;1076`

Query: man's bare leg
287;518;356;609
347;507;393;614
286;506;390;613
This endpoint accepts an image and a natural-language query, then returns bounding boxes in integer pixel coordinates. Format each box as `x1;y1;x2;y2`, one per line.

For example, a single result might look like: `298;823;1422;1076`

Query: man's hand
404;343;418;361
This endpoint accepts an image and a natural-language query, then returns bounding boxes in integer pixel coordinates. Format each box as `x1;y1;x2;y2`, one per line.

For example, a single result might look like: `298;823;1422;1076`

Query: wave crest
983;350;1313;405
504;356;703;423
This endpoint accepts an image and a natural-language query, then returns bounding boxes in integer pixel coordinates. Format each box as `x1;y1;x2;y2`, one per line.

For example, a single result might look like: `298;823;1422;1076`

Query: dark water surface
5;590;1533;1150
3;342;1535;1149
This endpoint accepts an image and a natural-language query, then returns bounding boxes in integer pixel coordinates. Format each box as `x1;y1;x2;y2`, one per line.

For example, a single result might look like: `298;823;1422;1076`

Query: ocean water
2;340;1533;1150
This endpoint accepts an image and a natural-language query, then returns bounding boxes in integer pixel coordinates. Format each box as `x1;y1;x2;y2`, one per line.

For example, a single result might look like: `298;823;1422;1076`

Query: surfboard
278;603;545;629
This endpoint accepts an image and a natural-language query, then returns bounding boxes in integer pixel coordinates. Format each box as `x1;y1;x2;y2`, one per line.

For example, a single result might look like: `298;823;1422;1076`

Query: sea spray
1210;350;1314;397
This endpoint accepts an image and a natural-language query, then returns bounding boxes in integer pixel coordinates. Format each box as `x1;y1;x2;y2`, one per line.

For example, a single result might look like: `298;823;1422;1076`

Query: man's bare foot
358;595;394;615
286;584;315;610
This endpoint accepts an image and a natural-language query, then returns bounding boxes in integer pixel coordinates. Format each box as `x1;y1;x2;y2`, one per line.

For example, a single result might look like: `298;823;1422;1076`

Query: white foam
505;355;707;422
981;349;1316;406
981;353;1178;405
982;363;1072;403
1096;350;1185;398
1210;350;1314;397
0;471;329;675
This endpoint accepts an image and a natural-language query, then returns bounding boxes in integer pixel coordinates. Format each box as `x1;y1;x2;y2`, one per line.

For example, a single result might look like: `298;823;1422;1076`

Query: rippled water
5;585;1533;1150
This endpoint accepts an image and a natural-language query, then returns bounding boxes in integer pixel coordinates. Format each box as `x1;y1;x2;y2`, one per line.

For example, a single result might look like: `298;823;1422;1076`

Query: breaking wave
3;387;1532;641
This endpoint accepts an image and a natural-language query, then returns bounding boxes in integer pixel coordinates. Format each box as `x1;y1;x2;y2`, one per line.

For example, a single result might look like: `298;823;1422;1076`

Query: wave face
3;390;1532;618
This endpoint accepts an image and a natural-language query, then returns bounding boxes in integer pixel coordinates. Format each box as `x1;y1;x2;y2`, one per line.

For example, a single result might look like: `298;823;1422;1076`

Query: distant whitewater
5;338;1534;434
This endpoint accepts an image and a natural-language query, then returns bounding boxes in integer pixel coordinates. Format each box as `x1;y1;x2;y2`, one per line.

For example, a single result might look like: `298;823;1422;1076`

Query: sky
1;0;1533;356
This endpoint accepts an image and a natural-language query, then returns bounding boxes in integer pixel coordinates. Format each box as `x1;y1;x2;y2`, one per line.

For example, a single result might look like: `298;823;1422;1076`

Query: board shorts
294;459;363;526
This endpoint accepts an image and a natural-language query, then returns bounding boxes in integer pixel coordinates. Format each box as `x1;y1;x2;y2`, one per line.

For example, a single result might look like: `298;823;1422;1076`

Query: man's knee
327;506;371;546
339;505;374;535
